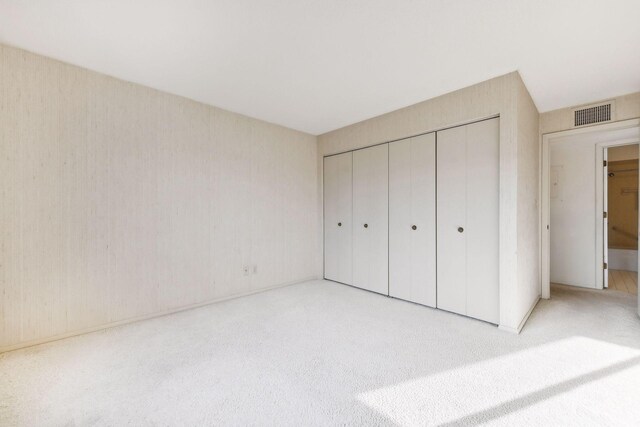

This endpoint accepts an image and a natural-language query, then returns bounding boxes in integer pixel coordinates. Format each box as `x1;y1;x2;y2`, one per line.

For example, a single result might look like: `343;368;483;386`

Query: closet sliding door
437;118;499;324
389;133;436;307
353;144;389;295
323;152;353;284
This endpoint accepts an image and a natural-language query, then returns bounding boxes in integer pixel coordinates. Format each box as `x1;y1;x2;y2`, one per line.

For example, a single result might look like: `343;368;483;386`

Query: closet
389;133;436;307
352;144;389;295
323;151;353;285
437;118;499;324
322;117;499;324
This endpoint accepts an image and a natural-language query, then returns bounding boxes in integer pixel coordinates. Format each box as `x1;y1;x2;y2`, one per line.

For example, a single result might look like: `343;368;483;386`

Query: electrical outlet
243;265;250;276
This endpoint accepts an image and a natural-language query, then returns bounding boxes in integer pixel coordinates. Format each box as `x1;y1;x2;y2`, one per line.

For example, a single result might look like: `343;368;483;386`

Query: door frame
603;147;608;289
540;118;640;299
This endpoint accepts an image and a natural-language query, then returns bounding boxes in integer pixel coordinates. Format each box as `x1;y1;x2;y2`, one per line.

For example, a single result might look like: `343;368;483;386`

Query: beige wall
318;72;541;332
608;144;639;162
0;44;320;352
516;74;541;330
541;92;640;135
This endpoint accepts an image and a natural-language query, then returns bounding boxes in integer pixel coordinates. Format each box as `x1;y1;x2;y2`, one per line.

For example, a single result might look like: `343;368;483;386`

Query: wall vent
573;102;614;127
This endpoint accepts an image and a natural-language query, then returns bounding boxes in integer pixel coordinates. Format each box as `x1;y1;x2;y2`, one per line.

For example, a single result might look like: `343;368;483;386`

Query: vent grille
574;103;612;127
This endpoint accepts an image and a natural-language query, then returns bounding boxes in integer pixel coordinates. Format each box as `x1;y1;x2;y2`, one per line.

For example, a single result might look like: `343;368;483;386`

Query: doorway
605;144;639;295
541;118;640;317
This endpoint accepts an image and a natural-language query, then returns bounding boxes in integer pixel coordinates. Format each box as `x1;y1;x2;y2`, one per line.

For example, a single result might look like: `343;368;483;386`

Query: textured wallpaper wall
0;44;319;351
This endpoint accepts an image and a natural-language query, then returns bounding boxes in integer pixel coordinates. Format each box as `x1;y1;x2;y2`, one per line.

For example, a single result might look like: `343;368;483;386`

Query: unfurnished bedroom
1;1;639;425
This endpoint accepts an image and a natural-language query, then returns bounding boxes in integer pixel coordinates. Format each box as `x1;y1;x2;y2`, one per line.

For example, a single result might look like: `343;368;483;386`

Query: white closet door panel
323;152;352;284
353;144;389;295
324;155;339;281
389;133;436;307
389;139;412;299
336;152;353;284
411;133;437;307
465;119;499;323
437;126;467;315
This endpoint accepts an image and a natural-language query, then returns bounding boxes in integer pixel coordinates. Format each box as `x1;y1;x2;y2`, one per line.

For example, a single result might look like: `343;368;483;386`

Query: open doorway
541;118;640;317
605;144;639;295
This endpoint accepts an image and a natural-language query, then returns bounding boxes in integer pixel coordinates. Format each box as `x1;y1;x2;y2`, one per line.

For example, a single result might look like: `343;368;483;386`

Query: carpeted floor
1;281;639;426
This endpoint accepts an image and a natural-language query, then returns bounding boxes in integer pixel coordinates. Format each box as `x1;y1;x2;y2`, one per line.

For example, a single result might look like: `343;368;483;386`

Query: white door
437;118;500;324
436;125;467;316
353;144;389;295
323;152;353;284
389;133;436;307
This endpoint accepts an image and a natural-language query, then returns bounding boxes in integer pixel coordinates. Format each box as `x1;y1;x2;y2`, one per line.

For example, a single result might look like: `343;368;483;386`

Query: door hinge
604;211;608;218
604;262;608;269
604;160;608;167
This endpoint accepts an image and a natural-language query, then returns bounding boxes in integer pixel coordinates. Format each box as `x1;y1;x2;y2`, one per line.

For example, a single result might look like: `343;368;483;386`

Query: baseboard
498;295;541;334
0;276;319;354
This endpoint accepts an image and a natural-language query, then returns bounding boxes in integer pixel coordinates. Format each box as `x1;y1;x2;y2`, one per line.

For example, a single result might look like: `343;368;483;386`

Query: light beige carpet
1;281;639;426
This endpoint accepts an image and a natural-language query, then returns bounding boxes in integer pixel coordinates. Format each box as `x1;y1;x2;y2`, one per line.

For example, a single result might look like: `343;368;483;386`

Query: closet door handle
458;227;464;233
338;222;342;227
412;225;417;230
364;223;368;228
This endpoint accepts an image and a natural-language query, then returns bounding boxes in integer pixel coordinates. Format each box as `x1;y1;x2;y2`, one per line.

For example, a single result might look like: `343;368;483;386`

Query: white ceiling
1;0;638;135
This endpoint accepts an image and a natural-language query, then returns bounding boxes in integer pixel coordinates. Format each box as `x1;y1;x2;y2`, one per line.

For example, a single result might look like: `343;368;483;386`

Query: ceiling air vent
573;102;614;127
